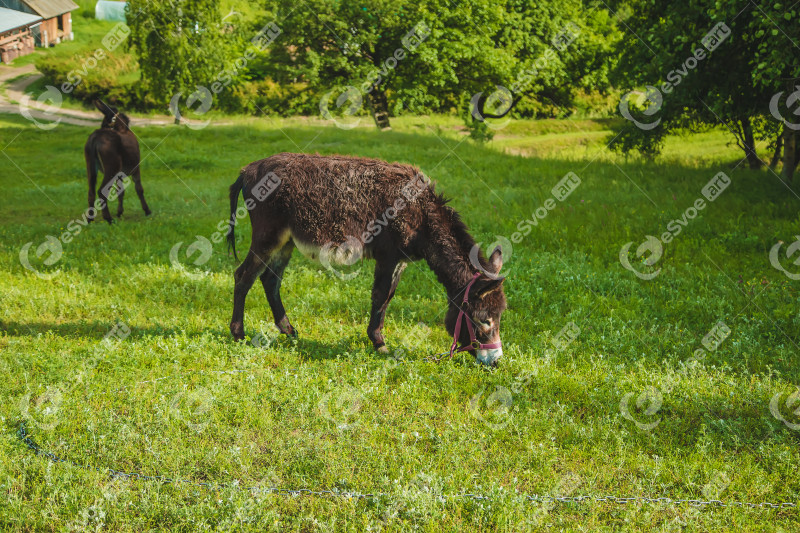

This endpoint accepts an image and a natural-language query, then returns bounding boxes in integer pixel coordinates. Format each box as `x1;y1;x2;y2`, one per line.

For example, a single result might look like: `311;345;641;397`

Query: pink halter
449;273;503;357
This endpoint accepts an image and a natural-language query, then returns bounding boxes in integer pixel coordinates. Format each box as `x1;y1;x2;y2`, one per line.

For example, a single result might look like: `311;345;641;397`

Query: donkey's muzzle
476;348;503;366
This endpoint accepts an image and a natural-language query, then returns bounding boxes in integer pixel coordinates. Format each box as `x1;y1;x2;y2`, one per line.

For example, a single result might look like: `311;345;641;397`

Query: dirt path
0;63;36;83
0;63;206;127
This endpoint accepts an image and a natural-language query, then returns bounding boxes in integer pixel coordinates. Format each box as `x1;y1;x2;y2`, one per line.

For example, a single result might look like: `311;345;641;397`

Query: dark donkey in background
227;153;507;365
84;100;151;223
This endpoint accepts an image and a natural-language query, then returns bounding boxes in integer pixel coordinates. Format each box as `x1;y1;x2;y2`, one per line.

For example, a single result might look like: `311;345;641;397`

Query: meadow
1;111;800;531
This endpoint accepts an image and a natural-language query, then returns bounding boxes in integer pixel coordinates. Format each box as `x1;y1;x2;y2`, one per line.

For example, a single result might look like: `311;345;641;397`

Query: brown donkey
227;153;507;365
84;100;151;223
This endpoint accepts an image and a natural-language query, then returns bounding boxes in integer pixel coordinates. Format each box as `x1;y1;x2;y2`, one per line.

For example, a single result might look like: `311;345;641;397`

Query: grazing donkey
227;153;507;365
84;100;151;223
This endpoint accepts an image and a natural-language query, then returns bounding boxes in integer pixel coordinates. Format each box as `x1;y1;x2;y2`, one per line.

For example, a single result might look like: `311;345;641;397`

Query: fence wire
17;422;796;511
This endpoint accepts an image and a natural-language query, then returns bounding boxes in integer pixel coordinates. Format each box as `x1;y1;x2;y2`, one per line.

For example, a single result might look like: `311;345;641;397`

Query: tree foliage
263;0;619;126
126;0;244;114
610;0;800;175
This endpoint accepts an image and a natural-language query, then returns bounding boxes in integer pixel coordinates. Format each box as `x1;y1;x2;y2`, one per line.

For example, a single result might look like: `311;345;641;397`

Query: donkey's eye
479;319;492;330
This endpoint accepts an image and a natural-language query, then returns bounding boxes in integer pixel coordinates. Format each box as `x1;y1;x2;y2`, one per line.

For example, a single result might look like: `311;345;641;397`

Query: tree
264;0;509;128
466;1;621;138
265;0;617;129
610;0;800;179
127;0;244;123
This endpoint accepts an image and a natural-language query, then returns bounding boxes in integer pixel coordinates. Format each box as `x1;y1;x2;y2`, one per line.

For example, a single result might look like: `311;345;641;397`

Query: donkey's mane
442;201;478;254
426;191;493;285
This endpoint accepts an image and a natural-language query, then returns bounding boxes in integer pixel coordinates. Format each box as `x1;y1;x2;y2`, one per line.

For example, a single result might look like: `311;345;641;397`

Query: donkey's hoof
276;316;297;337
376;345;390;355
144;209;152;216
281;327;298;339
230;322;245;341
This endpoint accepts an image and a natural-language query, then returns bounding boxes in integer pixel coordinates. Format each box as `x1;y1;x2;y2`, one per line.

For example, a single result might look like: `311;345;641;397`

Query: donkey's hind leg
259;240;297;337
230;230;289;341
131;168;152;216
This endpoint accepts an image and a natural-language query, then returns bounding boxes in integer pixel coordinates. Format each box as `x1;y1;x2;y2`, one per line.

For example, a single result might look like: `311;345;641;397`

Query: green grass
1;112;800;531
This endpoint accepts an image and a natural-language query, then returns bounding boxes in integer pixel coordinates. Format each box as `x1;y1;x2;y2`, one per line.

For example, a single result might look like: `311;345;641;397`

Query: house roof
0;7;42;34
19;0;78;19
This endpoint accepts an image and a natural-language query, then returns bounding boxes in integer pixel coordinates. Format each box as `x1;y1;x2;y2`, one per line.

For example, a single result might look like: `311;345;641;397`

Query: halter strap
448;273;502;357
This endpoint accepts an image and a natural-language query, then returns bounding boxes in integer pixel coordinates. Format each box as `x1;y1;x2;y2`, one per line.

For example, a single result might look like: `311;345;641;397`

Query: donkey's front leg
116;178;125;218
368;260;407;353
97;174;115;224
131;168;152;216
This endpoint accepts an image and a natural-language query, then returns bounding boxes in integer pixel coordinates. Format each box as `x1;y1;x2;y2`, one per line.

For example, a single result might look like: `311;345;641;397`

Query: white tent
95;0;126;22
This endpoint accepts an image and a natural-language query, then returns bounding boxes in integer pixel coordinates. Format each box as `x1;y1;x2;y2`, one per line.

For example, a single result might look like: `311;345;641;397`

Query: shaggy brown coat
227;153;506;363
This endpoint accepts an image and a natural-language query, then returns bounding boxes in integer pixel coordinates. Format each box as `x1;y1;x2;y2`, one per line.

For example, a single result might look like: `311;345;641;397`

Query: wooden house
0;6;41;63
0;0;78;47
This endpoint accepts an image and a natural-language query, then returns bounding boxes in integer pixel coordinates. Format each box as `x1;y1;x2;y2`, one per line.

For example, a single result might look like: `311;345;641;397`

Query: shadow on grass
0;318;406;363
0;319;182;341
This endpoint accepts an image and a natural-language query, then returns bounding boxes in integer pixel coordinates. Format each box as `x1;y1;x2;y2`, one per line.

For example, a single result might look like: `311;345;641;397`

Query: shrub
36;50;145;109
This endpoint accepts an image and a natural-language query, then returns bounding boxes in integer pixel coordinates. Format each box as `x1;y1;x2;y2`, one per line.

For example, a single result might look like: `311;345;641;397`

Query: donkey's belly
292;234;371;265
292;238;325;262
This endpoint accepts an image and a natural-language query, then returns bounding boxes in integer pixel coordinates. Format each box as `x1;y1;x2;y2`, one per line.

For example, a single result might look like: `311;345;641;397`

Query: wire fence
17;422;797;511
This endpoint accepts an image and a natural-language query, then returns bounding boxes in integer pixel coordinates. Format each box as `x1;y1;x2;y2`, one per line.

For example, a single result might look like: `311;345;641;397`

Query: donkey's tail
227;172;244;261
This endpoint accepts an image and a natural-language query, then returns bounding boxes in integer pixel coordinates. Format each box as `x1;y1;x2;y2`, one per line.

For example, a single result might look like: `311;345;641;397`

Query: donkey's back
230;153;433;258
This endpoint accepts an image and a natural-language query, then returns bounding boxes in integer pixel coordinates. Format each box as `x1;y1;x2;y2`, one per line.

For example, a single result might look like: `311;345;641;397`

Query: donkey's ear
488;245;503;274
472;276;505;299
95;100;114;117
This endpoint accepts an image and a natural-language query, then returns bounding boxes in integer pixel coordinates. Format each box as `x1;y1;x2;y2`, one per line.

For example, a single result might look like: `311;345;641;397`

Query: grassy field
1;110;800;532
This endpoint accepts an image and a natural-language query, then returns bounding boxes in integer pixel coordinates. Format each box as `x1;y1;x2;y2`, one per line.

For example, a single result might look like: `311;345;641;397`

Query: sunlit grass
1;112;799;530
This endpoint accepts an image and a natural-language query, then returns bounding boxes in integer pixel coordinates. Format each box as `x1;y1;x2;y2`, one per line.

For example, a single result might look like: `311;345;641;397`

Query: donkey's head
445;246;507;366
94;100;130;132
